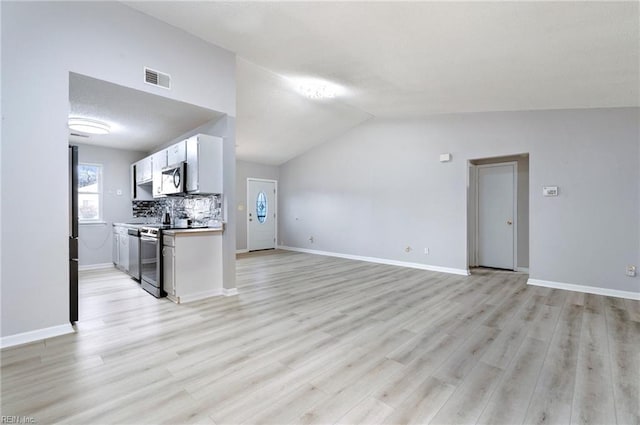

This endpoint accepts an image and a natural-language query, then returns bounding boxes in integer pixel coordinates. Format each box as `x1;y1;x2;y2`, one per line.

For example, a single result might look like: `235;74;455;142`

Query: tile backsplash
132;195;222;226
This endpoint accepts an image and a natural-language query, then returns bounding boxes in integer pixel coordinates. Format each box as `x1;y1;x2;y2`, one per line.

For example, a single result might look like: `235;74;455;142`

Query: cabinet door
162;245;175;296
113;233;120;265
186;137;199;192
167;140;186;165
120;232;129;272
152;150;168;198
186;134;223;194
135;157;152;184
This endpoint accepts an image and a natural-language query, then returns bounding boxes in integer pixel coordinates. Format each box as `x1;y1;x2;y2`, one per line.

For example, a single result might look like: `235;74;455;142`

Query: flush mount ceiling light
291;78;343;100
68;118;111;135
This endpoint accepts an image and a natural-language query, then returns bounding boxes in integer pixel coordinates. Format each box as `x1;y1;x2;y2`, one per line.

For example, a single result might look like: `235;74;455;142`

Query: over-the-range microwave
161;162;186;195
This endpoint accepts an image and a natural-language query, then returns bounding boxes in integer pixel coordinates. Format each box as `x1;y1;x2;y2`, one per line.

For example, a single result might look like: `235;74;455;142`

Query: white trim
223;288;238;296
79;263;114;271
515;267;530;273
467;163;478;268
236;249;249;254
247;178;278;252
279;246;470;276
1;324;75;349
171;288;223;304
475;161;518;270
527;278;640;301
78;162;104;222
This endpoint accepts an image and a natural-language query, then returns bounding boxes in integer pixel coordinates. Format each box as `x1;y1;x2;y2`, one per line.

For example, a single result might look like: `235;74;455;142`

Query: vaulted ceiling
127;1;639;165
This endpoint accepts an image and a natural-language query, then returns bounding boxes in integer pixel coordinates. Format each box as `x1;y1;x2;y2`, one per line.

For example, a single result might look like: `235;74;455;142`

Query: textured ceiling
124;1;639;163
69;73;222;152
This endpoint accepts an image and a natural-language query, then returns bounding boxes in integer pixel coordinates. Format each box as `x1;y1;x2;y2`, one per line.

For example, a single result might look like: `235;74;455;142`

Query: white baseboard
278;246;470;276
236;249;249;254
527;278;640;301
223;288;238;296
173;288;223;304
79;263;114;271
515;267;530;273
1;323;75;349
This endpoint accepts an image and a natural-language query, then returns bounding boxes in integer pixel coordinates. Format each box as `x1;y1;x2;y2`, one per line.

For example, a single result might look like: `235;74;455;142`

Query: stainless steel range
140;226;165;298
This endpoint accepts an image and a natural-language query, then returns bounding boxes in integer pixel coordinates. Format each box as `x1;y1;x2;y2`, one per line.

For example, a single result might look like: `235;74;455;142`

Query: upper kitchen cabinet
186;134;223;194
134;156;153;184
167;140;187;165
131;162;153;200
152;149;168;198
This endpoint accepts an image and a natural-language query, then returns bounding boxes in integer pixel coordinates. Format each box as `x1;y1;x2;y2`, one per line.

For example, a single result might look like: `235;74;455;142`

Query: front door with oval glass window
248;179;277;251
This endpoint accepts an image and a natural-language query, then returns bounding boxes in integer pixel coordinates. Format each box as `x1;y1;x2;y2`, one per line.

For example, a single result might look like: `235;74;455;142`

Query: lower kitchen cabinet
112;225;129;272
162;230;223;303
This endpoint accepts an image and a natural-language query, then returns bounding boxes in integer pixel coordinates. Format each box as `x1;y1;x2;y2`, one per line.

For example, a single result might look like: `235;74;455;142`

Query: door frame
246;178;278;251
473;161;518;270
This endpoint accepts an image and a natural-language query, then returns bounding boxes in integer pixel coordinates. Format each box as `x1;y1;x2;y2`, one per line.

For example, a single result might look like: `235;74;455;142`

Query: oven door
140;235;162;297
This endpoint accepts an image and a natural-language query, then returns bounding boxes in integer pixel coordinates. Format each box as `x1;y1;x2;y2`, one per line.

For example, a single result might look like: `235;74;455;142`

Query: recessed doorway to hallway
468;154;529;272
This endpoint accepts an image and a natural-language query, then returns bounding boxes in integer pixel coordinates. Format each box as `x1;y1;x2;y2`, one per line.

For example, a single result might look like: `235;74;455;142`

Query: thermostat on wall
543;186;558;197
439;153;452;162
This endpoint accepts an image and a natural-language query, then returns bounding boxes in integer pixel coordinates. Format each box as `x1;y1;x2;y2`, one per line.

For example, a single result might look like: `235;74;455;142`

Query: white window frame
78;162;104;224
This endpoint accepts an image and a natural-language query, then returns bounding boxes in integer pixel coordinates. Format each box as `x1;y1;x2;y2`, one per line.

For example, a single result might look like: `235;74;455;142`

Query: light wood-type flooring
1;250;639;424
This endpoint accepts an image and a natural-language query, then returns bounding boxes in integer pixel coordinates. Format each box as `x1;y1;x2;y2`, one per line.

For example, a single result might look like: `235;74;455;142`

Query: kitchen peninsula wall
133;195;222;225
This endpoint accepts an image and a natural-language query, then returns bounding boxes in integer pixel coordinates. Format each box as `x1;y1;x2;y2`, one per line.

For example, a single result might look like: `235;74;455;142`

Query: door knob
507;220;513;225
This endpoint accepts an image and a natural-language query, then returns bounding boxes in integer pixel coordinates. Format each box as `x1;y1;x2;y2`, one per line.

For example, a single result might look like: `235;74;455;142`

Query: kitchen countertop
113;222;224;234
113;222;147;229
162;226;223;235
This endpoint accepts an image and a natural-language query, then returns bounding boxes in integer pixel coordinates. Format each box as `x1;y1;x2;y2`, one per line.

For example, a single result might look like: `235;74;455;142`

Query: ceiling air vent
144;67;171;89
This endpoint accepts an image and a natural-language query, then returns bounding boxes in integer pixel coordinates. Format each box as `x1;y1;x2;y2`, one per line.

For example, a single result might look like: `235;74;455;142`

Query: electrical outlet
424;248;429;255
627;265;636;277
405;246;412;253
309;236;314;243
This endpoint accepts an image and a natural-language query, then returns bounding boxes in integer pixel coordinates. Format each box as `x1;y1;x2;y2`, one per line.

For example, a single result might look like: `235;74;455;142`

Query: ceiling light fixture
68;118;111;135
292;78;342;100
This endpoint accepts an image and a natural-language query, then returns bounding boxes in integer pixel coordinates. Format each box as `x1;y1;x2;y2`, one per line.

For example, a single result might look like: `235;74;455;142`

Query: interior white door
248;179;277;251
477;163;516;270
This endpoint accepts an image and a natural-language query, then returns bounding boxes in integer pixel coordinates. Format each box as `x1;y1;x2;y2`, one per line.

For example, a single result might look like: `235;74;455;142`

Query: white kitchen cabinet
119;231;129;272
112;232;120;265
186;134;223;194
167;140;186;166
112;225;129;272
162;229;223;303
131;164;153;201
162;244;175;296
152;149;168;198
135;156;153;184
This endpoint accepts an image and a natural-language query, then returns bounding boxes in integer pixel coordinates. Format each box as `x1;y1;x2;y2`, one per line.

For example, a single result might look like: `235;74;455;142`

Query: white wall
236;160;280;251
279;108;640;294
1;2;236;338
75;144;146;267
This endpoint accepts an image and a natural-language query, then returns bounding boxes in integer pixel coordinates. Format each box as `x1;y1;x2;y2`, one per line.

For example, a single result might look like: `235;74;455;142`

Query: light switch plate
439;153;452;162
543;186;558;197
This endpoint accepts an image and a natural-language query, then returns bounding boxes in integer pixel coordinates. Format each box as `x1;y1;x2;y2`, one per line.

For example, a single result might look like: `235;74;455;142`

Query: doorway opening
247;178;278;251
468;154;529;273
68;71;225;322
